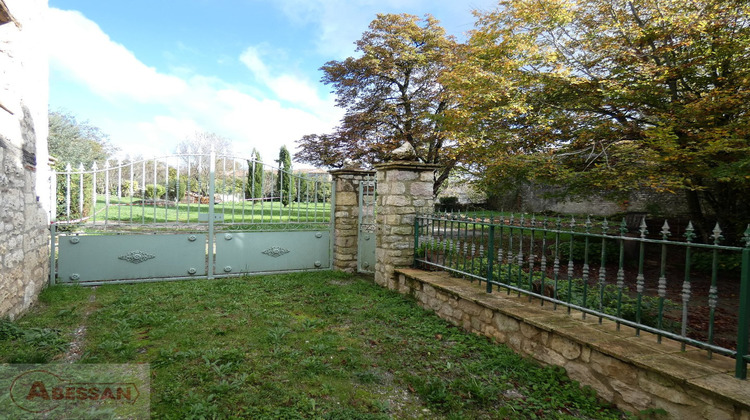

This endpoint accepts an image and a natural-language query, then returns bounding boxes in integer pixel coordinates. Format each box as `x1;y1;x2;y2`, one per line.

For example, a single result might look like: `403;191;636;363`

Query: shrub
144;183;166;199
439;196;459;206
122;180;140;197
166;177;187;201
55;166;93;221
559;237;621;264
691;250;743;275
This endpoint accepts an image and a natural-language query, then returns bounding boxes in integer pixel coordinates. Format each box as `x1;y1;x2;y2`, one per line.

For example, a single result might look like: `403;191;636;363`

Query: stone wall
395;268;750;419
326;147;750;418
489;182;692;218
0;0;50;319
330;169;374;273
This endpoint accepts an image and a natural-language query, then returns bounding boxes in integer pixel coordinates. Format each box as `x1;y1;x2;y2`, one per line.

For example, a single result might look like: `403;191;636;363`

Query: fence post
487;224;494;293
49;170;57;286
208;149;216;279
329;169;375;273
374;161;439;290
413;215;420;267
49;222;56;286
736;246;750;379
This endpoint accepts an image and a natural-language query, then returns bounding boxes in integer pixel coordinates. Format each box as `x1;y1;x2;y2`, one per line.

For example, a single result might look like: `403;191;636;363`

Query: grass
0;272;626;419
57;197;331;228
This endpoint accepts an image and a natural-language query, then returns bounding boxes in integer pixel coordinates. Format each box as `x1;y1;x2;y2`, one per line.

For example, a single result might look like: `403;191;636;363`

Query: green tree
297;174;332;203
49;110;117;221
296;13;460;194
246;149;264;199
276;146;294;206
446;0;750;241
48;110;117;167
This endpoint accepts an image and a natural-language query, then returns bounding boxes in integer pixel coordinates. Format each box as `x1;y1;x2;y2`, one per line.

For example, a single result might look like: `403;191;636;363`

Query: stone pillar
374;161;438;289
330;169;375;273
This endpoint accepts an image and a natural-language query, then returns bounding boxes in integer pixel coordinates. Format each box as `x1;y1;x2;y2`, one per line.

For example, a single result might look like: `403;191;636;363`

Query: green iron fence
414;212;750;379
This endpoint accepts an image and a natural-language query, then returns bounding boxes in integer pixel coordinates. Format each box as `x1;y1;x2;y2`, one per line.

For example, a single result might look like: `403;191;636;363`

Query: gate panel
357;176;377;273
215;231;330;275
51;152;334;284
57;234;207;283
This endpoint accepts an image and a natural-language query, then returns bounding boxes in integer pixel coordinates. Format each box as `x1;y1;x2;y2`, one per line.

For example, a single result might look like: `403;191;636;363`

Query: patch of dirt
62;288;97;363
328;280;353;286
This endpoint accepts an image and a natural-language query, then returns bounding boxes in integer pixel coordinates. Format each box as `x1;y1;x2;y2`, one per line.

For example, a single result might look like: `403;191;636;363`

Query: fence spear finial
639;217;648;238
685;221;696;243
712;222;723;245
661;220;671;240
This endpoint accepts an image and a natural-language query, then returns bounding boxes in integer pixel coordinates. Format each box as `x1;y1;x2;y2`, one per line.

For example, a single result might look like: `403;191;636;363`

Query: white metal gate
50;151;333;285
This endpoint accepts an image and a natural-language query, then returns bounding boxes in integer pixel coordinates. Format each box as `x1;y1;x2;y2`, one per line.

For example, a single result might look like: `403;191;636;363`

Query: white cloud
239;46;327;110
48;9;187;102
266;0;498;58
48;8;343;164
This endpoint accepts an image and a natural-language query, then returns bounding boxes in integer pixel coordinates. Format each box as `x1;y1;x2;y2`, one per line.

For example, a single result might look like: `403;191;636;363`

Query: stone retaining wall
394;268;750;419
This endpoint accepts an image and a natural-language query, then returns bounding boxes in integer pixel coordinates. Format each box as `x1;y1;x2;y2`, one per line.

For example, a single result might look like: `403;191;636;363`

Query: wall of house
0;0;50;319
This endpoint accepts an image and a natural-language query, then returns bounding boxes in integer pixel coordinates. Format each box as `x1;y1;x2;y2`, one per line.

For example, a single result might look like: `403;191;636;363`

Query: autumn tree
296;13;459;194
446;0;750;241
276;145;294;206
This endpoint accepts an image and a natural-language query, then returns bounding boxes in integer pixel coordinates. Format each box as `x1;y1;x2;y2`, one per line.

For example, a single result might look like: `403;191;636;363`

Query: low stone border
394;268;750;419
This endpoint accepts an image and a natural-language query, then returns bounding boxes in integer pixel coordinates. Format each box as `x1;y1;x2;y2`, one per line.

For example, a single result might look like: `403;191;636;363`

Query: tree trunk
685;189;710;243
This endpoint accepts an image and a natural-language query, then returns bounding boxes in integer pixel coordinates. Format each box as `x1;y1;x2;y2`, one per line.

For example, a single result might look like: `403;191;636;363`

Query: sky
48;0;498;165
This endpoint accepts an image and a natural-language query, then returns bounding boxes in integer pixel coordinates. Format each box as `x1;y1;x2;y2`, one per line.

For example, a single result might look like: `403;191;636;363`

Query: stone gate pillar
374;161;439;289
330;169;375;273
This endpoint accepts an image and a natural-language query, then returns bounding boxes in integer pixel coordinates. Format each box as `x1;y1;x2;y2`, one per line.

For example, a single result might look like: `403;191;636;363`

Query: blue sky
48;0;498;163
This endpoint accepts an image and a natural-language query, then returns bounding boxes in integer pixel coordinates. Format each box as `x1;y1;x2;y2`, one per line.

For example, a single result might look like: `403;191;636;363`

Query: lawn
56;196;331;226
0;272;626;419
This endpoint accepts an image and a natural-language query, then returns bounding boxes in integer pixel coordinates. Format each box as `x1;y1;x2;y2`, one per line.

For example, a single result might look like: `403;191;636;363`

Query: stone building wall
0;0;50;319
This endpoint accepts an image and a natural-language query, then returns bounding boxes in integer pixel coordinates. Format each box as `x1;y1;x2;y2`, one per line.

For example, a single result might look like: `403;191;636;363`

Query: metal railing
414;212;750;379
50;152;332;232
